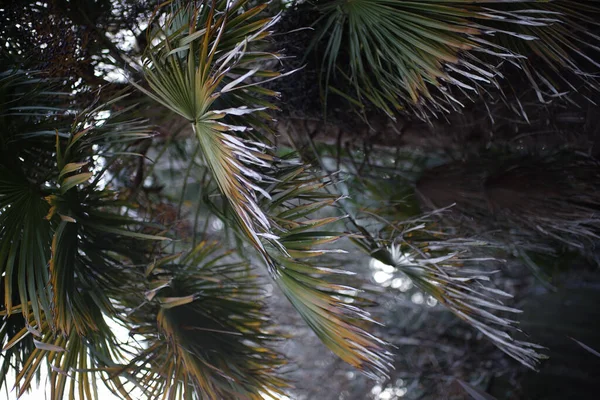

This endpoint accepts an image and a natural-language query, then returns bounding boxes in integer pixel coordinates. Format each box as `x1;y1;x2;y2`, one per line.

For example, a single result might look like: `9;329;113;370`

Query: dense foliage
1;1;599;399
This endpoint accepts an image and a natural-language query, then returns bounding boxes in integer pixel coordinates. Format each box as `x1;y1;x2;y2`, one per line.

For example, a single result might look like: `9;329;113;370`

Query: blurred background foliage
1;0;600;399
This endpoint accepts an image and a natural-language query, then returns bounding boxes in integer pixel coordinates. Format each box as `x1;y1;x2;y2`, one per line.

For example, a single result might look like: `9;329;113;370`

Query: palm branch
352;213;546;370
132;0;288;259
3;311;133;400
310;0;600;119
0;70;68;328
1;70;163;399
135;0;391;378
296;138;546;370
121;241;288;399
487;0;600;103
261;163;393;378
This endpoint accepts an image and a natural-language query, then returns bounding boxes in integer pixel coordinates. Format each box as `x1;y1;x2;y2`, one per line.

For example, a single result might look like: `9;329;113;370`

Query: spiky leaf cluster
311;0;600;119
122;241;288;399
135;0;393;379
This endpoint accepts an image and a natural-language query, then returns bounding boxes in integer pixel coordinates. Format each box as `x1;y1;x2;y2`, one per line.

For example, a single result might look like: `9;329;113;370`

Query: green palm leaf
1;69;162;399
0;166;53;329
136;0;392;378
5;312;132;400
42;95;163;340
264;164;393;378
123;241;288;399
311;0;600;119
0;70;66;328
488;0;600;102
353;215;546;370
133;0;288;260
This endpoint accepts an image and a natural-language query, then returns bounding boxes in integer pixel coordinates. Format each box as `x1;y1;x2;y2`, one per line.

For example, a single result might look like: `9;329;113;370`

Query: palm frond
134;0;287;260
137;1;392;378
263;163;393;378
310;0;600;119
0;160;54;330
1;69;163;398
122;241;288;399
0;71;69;328
44;98;161;338
352;214;546;370
322;146;547;370
4;310;132;400
488;0;600;102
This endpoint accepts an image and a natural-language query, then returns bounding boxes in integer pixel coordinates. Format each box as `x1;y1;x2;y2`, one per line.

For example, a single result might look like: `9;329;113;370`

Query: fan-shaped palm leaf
0;70;68;328
3;310;133;400
263;163;393;378
0;166;53;329
1;69;162;399
132;0;287;261
136;0;391;378
487;0;600;102
311;0;600;119
44;105;163;336
122;241;288;399
352;214;545;370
